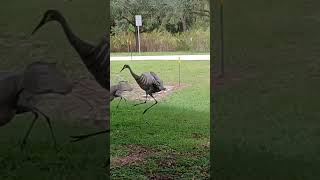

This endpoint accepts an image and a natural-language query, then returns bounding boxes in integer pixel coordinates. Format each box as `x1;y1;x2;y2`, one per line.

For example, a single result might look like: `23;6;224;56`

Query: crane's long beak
120;67;125;72
31;19;45;35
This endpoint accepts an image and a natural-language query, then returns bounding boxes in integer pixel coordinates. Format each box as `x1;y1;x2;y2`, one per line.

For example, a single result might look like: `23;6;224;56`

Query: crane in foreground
0;62;73;150
31;9;110;142
120;64;166;114
110;81;133;108
31;9;109;91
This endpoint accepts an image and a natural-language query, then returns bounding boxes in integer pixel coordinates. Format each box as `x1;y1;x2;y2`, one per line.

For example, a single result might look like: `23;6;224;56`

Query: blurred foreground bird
120;64;166;114
0;62;73;149
31;9;110;142
31;9;109;91
110;81;133;108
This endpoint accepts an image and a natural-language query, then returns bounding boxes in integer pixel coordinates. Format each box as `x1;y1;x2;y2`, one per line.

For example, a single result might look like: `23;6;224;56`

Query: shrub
110;28;209;52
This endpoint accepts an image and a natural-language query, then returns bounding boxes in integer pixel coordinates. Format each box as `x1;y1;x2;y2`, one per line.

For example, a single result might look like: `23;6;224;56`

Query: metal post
130;40;132;61
178;57;181;86
220;1;224;77
137;26;141;54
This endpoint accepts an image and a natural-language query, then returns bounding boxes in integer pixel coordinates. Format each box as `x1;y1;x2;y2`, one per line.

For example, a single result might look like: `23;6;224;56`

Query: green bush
110;29;209;52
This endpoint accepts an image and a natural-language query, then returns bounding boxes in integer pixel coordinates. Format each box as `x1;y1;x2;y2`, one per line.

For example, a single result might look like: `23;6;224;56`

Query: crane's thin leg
32;107;58;151
20;111;39;150
143;94;158;114
70;129;110;142
134;92;148;106
116;97;123;109
123;97;129;108
116;97;128;109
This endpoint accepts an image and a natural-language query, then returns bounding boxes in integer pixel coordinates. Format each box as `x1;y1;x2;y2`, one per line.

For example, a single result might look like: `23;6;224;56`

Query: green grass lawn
0;117;108;180
111;51;209;57
213;0;320;179
0;0;108;179
110;61;210;179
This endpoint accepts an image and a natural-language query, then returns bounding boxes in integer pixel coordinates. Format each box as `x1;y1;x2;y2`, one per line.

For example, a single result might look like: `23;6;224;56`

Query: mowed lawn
0;0;108;179
111;51;209;56
213;0;320;179
110;61;210;179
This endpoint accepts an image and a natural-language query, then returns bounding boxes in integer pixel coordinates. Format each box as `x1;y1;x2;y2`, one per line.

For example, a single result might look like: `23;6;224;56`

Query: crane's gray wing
85;36;110;90
0;72;20;106
17;62;72;108
140;73;155;86
150;71;163;86
21;62;72;95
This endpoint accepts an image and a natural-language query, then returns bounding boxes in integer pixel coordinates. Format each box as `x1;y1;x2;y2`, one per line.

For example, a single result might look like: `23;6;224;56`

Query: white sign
135;15;142;26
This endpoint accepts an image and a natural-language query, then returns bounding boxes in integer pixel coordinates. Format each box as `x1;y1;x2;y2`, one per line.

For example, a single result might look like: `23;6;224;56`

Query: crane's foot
134;101;147;106
53;144;60;152
20;140;27;151
70;130;109;142
69;135;89;142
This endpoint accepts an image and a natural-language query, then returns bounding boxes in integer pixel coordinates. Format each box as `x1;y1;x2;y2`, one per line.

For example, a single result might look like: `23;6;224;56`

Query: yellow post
178;57;181;86
219;0;224;77
129;40;132;61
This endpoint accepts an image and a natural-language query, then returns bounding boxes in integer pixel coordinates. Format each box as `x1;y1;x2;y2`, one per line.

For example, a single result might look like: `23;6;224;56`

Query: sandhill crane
31;9;110;142
31;9;109;91
0;62;73;149
120;64;166;114
110;81;133;108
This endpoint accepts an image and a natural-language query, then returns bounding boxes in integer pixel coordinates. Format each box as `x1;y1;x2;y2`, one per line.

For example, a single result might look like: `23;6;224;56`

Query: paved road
110;55;210;61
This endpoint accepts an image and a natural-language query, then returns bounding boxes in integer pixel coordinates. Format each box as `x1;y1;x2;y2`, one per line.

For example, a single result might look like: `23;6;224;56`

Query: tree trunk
181;15;187;32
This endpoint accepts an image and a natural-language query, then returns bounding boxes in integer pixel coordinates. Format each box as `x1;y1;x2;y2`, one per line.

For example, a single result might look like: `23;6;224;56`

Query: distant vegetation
111;0;210;52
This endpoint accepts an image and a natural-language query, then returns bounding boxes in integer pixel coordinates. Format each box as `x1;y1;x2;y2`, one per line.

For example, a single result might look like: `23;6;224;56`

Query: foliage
111;0;209;34
111;28;210;52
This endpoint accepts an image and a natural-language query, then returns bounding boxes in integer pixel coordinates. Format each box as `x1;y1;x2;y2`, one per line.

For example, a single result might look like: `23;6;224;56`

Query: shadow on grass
110;102;210;179
214;142;320;180
0;116;108;179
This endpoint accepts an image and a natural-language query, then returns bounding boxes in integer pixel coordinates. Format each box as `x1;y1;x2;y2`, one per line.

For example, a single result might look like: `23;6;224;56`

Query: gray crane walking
110;81;133;108
31;9;109;91
0;62;73;150
120;64;166;114
31;9;110;142
69;81;132;142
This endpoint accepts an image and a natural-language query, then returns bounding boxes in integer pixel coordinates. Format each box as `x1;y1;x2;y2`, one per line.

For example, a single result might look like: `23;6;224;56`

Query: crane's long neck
127;66;140;80
54;15;93;56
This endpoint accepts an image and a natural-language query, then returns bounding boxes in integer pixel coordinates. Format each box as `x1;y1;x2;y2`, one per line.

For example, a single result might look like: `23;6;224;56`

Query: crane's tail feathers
73;80;101;93
71;93;94;113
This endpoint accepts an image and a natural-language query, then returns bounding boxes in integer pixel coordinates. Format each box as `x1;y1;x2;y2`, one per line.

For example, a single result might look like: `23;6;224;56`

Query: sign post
219;0;224;77
178;57;181;87
135;15;142;54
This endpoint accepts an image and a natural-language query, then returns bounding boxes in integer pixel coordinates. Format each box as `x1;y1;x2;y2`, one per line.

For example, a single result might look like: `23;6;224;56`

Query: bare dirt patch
112;144;157;167
148;174;176;180
34;78;109;129
112;144;209;179
192;132;206;139
62;78;109;129
122;82;190;102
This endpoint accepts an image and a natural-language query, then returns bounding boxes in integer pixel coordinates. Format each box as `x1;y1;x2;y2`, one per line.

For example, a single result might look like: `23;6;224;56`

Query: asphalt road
110;55;210;61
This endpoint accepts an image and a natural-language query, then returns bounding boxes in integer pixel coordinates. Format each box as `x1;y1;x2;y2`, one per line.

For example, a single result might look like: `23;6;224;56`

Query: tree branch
122;16;135;26
191;10;210;17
